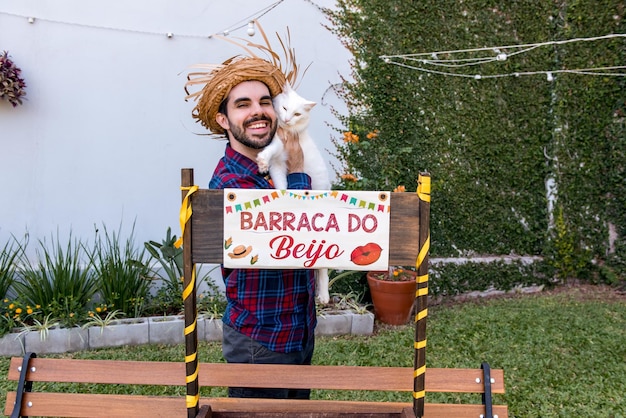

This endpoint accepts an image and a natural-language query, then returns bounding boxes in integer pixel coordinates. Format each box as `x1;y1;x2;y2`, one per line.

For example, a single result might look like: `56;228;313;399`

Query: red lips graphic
350;242;383;266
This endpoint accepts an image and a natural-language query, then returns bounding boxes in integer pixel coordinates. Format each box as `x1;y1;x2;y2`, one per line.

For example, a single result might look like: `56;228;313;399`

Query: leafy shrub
89;224;152;318
143;227;185;314
143;227;223;316
0;235;24;300
13;232;97;328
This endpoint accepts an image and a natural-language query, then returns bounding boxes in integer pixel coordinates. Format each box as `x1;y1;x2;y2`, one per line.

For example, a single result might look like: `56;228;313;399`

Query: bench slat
4;392;508;418
7;358;505;393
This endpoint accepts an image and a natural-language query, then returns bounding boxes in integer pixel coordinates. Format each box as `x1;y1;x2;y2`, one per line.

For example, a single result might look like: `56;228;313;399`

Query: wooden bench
5;355;507;417
3;168;509;418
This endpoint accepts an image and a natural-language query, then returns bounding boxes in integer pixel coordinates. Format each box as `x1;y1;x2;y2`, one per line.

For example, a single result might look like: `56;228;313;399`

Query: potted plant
366;267;417;325
0;51;27;107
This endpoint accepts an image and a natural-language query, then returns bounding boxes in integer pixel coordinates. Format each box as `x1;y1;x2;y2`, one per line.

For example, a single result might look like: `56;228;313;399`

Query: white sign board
223;189;391;270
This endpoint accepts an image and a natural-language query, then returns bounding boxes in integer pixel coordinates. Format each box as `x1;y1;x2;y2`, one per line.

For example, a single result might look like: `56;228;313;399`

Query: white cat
256;82;331;304
257;83;330;190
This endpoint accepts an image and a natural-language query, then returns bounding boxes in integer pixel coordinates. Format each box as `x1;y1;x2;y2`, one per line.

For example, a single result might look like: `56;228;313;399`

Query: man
187;56;316;399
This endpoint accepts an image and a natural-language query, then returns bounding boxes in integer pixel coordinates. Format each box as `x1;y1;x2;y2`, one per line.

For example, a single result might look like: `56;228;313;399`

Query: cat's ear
304;100;316;111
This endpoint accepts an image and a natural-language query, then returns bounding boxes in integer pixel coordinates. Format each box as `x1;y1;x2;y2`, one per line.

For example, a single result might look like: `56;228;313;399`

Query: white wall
0;0;351;259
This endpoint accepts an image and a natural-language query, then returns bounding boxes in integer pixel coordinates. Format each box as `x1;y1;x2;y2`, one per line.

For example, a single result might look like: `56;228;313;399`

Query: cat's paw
316;288;330;305
256;154;270;174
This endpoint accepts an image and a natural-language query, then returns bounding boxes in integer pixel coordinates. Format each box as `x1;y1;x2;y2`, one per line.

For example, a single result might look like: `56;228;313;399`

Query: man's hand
279;128;304;173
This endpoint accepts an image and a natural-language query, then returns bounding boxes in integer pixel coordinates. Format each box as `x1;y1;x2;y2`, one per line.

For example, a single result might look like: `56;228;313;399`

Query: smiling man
186;56;316;399
216;80;277;153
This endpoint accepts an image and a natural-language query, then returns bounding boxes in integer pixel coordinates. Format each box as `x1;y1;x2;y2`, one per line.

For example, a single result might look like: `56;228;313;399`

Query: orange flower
393;185;406;192
341;173;358;182
366;130;379;139
343;131;359;144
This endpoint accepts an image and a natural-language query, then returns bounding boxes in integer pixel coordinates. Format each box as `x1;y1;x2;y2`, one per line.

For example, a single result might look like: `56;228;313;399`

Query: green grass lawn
1;284;625;417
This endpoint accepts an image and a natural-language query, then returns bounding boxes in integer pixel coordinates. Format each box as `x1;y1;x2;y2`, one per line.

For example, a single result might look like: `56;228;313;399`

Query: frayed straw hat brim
186;56;287;135
184;21;307;137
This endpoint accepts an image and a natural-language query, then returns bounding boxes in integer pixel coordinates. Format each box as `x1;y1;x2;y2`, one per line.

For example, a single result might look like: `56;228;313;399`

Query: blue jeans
222;323;315;399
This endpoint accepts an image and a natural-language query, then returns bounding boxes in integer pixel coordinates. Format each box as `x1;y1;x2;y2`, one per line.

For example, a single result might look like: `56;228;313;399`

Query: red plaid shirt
210;144;317;353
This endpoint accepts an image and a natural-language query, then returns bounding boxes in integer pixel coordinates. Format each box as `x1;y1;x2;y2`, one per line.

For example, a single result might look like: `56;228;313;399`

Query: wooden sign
223;189;391;270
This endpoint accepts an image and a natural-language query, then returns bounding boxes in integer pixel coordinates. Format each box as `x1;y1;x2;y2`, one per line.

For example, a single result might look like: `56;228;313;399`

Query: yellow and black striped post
413;173;431;418
178;169;200;418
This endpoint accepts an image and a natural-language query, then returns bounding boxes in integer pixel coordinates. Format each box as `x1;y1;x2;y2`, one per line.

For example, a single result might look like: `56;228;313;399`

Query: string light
0;0;284;40
247;21;256;37
380;34;626;79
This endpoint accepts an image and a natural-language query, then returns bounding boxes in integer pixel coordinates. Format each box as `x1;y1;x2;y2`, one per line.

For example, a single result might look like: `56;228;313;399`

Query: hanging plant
0;51;27;107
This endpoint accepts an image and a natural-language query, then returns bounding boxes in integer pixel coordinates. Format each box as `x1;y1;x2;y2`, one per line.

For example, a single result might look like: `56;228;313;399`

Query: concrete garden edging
0;311;374;356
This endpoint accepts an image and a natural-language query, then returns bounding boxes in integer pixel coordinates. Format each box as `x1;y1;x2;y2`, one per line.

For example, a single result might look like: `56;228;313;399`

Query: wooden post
181;168;200;418
413;173;431;418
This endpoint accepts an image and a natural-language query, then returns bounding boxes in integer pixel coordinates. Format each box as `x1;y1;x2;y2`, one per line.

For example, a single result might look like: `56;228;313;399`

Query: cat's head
273;83;316;131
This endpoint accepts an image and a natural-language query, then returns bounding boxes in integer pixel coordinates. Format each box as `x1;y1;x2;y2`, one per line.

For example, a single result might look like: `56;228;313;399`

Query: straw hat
184;21;307;136
227;244;253;259
186;56;287;135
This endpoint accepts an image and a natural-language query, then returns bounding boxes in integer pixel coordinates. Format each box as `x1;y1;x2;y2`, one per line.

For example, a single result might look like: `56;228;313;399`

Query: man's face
216;80;278;150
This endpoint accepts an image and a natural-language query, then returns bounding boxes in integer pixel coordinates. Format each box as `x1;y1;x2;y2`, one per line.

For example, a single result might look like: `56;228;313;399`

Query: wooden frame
180;168;430;418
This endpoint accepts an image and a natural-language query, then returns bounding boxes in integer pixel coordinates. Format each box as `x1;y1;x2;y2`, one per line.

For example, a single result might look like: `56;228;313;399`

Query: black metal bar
11;352;37;418
481;362;493;418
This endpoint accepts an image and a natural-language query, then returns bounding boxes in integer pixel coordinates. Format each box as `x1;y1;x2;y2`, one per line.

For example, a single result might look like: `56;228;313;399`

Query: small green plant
82;309;125;333
368;266;416;282
89;223;152;318
197;290;227;320
317;290;370;317
334;291;370;313
18;313;59;341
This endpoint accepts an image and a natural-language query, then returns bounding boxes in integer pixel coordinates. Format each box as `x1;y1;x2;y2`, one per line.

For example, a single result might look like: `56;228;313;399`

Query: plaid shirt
210;144;317;353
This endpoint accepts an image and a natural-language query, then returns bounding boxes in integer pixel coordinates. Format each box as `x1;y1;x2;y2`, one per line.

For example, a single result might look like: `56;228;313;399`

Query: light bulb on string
546;72;554;82
247;21;255;37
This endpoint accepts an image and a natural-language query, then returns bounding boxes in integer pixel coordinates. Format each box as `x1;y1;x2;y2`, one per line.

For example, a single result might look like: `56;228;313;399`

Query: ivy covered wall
325;1;625;285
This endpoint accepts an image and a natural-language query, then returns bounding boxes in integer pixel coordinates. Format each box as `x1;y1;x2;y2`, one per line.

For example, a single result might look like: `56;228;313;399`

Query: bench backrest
5;357;507;418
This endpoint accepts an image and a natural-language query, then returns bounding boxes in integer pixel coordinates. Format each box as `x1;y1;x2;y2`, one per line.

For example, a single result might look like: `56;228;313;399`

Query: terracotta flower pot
366;270;417;325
